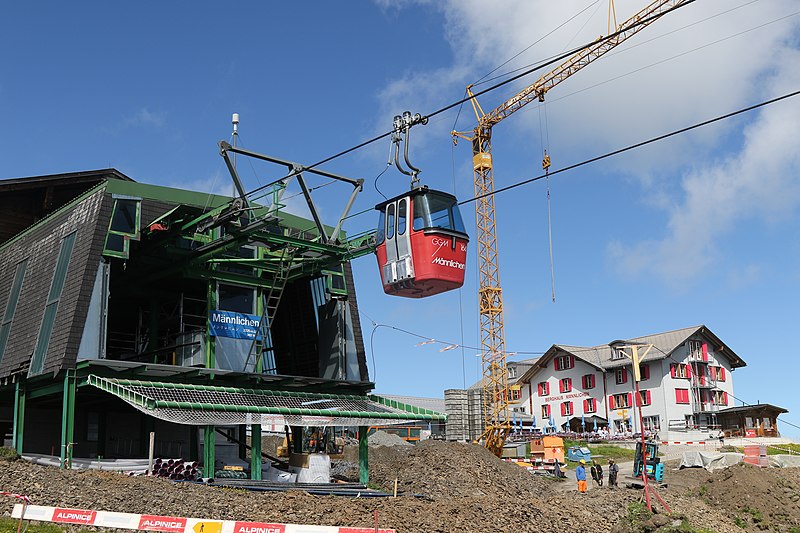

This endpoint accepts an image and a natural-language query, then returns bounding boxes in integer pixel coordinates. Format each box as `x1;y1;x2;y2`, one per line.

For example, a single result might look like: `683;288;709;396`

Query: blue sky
2;2;799;437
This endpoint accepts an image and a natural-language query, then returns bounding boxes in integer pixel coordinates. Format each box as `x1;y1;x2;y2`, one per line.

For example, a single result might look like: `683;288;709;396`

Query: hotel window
538;382;550;396
510;386;522;401
554;355;574;371
638;363;650;381
712;390;729;406
542;404;551;419
582;374;595;389
688;339;702;359
637;389;652;406
561;401;573;416
609;393;632;409
611;348;625;360
711;366;726;382
615;368;628;384
675;388;690;404
559;377;572;393
670;363;689;379
583;398;597;413
642;415;661;431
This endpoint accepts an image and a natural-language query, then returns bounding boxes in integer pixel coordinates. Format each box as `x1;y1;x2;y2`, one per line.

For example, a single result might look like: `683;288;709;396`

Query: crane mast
453;0;689;457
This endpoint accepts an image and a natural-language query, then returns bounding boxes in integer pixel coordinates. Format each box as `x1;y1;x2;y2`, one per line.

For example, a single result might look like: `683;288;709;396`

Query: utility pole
620;343;671;513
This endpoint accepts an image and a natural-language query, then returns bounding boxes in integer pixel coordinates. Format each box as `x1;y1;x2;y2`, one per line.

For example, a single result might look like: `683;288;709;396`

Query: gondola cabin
375;187;469;298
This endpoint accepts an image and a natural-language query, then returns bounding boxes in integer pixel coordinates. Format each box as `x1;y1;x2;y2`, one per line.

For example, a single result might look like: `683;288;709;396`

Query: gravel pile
367;430;413;447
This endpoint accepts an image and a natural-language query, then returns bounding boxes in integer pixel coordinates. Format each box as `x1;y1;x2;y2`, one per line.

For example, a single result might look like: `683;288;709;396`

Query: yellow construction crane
452;0;690;457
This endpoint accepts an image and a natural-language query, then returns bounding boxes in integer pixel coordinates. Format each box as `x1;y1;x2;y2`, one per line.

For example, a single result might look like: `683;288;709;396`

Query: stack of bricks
743;444;769;467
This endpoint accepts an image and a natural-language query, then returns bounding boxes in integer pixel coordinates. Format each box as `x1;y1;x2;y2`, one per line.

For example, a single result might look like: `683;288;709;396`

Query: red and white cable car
375;186;469;298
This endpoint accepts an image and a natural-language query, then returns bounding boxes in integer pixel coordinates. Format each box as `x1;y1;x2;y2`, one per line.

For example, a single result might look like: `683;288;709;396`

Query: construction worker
576;459;587;493
608;459;619;487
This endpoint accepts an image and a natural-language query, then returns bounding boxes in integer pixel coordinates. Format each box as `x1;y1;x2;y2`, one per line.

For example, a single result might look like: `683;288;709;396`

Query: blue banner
208;310;262;340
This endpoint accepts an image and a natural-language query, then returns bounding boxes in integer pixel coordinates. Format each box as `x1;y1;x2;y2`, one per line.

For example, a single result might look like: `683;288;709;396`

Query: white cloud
608;46;800;283
125;107;166;128
377;0;800;284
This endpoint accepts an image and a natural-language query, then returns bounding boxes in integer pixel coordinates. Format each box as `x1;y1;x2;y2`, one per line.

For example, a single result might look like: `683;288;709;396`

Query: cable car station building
0;164;443;481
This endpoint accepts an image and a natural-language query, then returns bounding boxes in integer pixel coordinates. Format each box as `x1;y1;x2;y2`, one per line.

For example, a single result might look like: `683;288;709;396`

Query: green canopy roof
88;375;445;427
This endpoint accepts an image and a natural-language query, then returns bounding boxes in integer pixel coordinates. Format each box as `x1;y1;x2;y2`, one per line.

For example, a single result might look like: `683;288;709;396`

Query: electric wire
543;8;800;107
242;0;697;200
474;0;761;92
367;321;544;357
471;0;603;87
458;88;800;206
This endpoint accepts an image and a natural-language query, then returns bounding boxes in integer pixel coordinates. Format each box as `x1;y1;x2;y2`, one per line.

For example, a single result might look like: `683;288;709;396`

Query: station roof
88;375;446;427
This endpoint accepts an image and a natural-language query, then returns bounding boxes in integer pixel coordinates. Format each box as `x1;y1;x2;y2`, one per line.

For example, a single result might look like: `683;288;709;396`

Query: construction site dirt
1;440;798;532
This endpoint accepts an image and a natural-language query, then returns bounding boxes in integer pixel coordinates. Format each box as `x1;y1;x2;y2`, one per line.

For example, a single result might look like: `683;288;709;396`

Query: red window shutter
723;392;729;405
719;367;726;381
609;395;616;409
646;390;651;405
568;355;574;369
702;342;708;361
560;403;566;416
554;359;559;370
641;364;649;380
670;364;676;378
627;393;633;408
622;369;628;383
567;378;572;391
568;401;573;415
686;364;692;379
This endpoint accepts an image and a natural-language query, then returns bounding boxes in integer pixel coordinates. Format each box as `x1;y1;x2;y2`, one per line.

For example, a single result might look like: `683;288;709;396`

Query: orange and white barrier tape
12;504;395;533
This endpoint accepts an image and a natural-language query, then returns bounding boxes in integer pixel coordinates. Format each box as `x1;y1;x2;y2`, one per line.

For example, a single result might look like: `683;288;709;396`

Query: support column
358;425;369;485
203;425;215;478
291;426;303;454
12;380;25;453
250;424;262;480
60;370;76;468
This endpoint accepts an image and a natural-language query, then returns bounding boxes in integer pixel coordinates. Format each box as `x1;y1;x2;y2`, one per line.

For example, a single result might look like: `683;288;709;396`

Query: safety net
87;375;445;427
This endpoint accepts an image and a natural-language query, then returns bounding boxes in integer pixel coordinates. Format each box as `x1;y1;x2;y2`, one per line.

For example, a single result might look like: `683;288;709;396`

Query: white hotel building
509;325;745;437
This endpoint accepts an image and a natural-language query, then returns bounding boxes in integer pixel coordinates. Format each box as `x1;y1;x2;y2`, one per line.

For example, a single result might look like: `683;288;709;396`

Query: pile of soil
698;463;800;530
0;443;796;532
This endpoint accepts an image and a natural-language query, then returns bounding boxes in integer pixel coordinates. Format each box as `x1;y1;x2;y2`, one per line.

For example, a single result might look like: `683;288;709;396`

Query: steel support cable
458;88;800;206
242;0;697;201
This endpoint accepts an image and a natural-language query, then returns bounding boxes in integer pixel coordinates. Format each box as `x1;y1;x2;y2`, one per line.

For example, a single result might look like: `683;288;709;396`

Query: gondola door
379;197;414;287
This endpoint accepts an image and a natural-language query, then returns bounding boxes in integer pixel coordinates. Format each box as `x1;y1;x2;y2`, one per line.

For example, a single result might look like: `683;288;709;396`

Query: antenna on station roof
231;113;240;197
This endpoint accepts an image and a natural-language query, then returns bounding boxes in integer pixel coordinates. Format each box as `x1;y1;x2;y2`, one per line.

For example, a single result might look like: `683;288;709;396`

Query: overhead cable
243;0;697;199
458;88;800;206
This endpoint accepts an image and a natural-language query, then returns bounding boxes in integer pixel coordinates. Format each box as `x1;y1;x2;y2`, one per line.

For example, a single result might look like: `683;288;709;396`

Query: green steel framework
1;168;414;483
